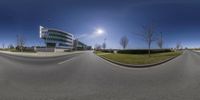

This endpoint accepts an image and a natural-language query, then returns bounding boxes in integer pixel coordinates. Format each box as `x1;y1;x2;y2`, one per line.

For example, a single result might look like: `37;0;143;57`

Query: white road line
58;57;77;65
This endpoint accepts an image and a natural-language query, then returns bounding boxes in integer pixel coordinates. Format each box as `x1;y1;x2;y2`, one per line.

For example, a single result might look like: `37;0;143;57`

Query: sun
96;29;104;35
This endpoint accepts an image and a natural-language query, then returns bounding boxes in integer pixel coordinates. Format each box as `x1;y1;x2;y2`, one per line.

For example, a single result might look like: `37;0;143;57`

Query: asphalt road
0;50;200;100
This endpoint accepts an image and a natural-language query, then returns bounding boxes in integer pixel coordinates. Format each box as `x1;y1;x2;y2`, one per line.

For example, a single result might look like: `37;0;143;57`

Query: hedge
117;49;172;54
99;49;172;54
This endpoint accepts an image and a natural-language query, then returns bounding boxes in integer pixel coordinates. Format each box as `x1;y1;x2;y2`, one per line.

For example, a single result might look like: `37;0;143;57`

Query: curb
0;52;83;58
99;55;179;68
191;50;200;57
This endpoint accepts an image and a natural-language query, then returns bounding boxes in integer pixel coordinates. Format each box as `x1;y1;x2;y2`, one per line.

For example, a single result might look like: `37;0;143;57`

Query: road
0;50;200;100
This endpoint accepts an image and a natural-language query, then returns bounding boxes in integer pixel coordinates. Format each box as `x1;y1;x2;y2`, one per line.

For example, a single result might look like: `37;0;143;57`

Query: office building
39;26;73;50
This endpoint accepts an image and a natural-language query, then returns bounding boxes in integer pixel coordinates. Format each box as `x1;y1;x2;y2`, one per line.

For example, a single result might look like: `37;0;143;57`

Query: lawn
97;51;182;65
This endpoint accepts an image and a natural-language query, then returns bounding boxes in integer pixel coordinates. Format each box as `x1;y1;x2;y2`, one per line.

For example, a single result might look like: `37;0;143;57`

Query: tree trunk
148;43;151;57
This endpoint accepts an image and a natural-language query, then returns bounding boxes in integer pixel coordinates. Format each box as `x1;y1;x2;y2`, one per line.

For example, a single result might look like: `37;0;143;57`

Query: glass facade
40;26;74;49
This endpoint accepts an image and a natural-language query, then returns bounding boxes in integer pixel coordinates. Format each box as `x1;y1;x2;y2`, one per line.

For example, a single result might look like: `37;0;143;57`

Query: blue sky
0;0;200;49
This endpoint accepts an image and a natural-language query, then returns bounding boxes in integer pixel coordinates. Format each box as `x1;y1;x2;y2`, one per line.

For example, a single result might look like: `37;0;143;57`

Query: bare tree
16;34;26;52
157;32;163;49
120;36;129;49
139;24;155;57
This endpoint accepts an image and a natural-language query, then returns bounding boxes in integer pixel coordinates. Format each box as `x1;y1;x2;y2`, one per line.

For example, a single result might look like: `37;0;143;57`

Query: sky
0;0;200;49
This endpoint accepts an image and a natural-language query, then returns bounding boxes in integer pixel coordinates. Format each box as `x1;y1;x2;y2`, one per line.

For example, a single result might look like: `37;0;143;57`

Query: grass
96;51;182;65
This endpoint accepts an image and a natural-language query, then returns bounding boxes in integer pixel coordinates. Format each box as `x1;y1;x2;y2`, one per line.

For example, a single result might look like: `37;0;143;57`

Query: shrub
100;50;114;53
117;49;172;54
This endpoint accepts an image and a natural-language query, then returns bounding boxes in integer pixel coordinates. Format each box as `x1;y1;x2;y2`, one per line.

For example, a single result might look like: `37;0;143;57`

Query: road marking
58;57;77;65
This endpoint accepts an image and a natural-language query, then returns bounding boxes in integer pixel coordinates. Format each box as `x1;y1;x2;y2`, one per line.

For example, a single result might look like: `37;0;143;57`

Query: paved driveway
0;50;200;100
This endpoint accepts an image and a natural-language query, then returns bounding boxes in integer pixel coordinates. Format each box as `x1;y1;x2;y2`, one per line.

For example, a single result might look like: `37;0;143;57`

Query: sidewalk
193;50;200;53
0;50;90;57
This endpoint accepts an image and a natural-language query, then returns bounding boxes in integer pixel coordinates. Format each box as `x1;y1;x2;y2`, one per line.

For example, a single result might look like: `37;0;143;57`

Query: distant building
73;39;92;50
39;26;74;50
